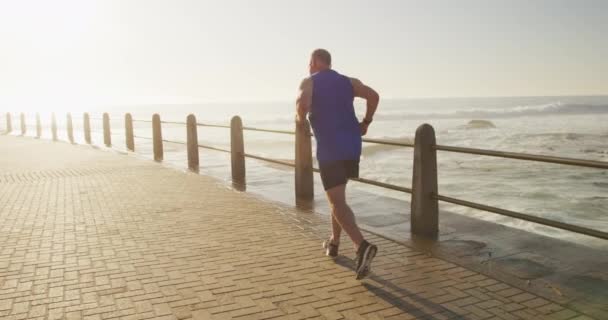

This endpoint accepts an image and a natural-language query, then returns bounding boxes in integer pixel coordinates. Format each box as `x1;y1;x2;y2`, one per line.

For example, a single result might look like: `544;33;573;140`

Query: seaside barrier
3;112;608;241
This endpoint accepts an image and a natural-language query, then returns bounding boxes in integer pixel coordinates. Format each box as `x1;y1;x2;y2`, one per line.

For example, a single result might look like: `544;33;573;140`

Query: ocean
5;95;608;243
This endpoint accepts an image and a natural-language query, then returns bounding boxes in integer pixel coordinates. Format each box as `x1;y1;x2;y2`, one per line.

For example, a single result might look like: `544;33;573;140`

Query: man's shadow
333;256;465;319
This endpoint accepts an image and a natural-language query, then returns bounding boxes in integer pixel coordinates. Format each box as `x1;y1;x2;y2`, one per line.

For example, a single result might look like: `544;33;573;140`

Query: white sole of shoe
356;245;377;280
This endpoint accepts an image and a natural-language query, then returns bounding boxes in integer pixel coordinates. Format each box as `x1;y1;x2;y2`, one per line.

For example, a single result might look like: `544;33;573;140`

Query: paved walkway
0;135;595;320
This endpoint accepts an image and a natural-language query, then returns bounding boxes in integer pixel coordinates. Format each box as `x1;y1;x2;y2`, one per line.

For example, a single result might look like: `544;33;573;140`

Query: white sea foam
375;102;608;120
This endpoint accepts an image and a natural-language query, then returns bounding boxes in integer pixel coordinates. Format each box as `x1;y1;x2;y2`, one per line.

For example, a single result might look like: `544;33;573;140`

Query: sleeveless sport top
308;69;362;165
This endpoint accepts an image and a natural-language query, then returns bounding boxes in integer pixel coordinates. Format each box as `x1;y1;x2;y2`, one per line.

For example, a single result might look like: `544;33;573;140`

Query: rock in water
465;120;496;129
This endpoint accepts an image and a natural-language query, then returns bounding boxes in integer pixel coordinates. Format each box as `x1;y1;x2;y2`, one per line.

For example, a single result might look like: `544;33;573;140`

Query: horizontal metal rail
197;143;231;154
244;153;295;168
197;144;296;167
243;126;295;135
239;153;411;193
197;123;231;129
83;118;608;169
132;117;417;147
363;138;414;148
434;193;608;240
242;126;415;149
161;121;187;126
141;136;413;193
163;139;187;145
435;144;608;170
352;177;413;193
133;119;229;128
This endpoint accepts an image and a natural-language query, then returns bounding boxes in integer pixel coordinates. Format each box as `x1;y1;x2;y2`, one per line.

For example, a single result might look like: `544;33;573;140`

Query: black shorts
319;160;360;191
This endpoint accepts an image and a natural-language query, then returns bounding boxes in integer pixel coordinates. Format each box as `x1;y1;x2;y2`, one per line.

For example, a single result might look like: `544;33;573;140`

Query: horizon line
110;93;608;106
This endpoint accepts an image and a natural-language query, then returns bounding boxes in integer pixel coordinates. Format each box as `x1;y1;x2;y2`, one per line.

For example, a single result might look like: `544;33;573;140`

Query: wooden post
51;113;58;141
295;119;314;201
83;113;92;144
103;113;111;147
125;113;134;151
411;123;439;239
231;116;246;185
20;113;26;135
186;114;199;171
35;113;41;138
66;113;74;143
5;113;11;133
152;114;163;161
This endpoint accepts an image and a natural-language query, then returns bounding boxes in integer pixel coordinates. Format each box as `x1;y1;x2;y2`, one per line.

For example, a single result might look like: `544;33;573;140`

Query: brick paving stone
0;135;601;320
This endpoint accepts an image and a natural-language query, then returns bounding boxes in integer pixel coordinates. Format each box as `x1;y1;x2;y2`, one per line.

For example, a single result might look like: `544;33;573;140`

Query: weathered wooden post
83;113;92;144
125;113;134;151
152;114;163;161
20;113;26;135
411;123;439;239
5;113;12;133
66;113;74;143
103;113;111;147
35;113;41;138
295;119;314;201
51;113;58;141
231;116;246;185
186;114;199;171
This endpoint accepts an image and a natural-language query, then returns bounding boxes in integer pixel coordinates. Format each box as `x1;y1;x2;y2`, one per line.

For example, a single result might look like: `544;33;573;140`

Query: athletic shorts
319;160;360;191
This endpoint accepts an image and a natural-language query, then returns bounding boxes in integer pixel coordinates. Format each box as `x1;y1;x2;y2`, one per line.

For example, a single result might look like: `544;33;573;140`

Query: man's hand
360;122;369;136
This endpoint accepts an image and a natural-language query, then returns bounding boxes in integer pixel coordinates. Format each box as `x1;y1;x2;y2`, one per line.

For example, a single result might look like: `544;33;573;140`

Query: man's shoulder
329;69;351;79
299;77;313;90
329;70;357;85
349;77;362;86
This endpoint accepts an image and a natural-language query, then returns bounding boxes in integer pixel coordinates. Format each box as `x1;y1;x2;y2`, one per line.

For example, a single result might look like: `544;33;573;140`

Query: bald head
309;49;332;74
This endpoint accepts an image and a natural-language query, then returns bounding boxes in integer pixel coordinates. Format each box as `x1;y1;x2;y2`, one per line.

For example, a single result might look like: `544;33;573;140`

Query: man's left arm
296;77;312;123
350;78;380;136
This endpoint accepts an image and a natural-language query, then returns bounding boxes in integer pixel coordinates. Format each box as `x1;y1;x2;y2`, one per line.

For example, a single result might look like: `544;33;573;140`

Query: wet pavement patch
360;213;406;228
438;240;487;258
497;257;555;280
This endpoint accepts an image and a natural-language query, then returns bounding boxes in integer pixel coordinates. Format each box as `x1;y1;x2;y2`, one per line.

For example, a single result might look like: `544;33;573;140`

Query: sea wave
376;102;608;120
200;101;608;125
511;132;608;140
362;137;413;157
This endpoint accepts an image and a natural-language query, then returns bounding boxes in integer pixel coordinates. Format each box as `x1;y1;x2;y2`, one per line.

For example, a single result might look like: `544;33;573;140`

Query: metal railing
3;111;607;241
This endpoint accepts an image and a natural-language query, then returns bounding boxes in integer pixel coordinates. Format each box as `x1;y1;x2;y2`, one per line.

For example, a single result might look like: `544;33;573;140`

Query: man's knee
329;200;347;212
326;183;346;198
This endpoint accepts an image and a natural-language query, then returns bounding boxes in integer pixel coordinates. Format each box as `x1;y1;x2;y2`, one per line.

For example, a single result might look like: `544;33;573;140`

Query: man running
296;49;380;280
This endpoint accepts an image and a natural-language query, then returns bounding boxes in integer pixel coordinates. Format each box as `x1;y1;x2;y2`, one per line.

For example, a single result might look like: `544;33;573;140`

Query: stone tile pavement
0;135;598;320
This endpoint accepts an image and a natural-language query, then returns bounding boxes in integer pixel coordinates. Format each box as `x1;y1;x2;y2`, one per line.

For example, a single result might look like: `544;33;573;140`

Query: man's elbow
371;90;380;105
297;104;308;116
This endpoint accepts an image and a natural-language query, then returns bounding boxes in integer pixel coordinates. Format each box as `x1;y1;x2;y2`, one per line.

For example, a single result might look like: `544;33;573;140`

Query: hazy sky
1;0;607;109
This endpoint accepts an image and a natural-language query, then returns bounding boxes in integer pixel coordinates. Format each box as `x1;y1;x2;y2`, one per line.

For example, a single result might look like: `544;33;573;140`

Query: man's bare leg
326;184;364;249
330;213;342;244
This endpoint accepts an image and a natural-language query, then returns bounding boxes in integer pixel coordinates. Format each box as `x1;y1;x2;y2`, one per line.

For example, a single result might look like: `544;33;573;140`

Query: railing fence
2;111;607;241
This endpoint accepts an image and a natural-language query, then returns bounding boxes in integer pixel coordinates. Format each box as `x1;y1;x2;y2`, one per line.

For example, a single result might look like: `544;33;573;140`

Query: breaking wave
376;102;608;120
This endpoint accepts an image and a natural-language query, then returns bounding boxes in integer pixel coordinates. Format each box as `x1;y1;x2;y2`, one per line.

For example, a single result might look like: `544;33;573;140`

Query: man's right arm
296;77;313;123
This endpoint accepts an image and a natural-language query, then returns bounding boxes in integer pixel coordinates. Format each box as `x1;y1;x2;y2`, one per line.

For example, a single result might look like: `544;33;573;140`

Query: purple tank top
308;70;362;165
